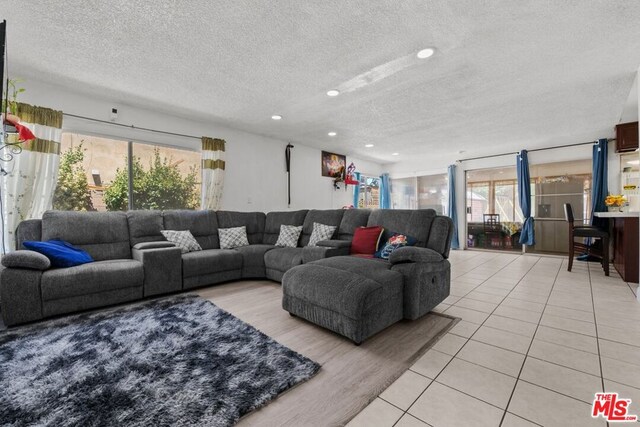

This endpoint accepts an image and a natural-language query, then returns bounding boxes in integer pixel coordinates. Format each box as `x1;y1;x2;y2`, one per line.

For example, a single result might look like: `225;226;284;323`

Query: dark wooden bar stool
563;203;609;276
483;214;502;248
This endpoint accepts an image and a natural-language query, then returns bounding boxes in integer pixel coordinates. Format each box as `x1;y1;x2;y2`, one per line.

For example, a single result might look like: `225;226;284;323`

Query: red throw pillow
351;226;384;255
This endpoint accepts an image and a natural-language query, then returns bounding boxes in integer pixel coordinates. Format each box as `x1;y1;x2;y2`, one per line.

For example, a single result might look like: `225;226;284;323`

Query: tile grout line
374;255;635;427
389;252;522;427
588;261;610;427
497;256;563;427
397;253;543;426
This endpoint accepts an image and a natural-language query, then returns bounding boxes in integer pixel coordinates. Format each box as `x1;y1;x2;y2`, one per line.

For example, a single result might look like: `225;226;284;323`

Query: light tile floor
347;250;640;427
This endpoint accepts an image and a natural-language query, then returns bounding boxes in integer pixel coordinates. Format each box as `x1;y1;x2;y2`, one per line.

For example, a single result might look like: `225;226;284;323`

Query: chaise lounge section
282;210;453;343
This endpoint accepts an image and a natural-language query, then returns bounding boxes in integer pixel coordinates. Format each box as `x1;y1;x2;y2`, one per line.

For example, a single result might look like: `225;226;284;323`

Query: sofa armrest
315;240;351;249
132;246;183;297
389;246;444;264
133;241;175;250
1;250;51;270
1;267;44;325
391;259;450;320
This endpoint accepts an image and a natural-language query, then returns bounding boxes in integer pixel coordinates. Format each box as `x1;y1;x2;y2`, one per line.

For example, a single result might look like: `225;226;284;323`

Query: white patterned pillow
307;222;337;246
275;225;303;247
160;230;202;254
218;226;250;249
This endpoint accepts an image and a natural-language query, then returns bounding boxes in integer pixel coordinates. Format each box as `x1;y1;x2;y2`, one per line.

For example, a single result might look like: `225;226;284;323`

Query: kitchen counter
594;211;640;218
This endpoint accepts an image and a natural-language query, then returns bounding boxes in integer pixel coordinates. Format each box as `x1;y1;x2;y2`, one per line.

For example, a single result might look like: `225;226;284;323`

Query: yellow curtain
201;137;225;210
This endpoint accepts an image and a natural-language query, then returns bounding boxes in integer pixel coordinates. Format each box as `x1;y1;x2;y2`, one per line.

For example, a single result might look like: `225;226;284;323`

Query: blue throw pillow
374;231;417;260
23;240;94;268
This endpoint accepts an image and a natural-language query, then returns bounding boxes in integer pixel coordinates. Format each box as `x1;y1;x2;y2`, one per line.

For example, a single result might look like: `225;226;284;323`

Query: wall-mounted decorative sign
321;151;346;178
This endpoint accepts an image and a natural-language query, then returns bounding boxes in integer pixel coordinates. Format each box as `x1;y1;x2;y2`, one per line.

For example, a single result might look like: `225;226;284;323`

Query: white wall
620;74;639;123
19;79;382;212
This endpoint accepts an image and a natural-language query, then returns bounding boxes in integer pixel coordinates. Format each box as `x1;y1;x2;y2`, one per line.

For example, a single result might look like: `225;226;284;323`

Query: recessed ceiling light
416;48;435;59
365;144;374;148
271;115;282;120
327;89;340;97
392;152;399;156
328;132;337;136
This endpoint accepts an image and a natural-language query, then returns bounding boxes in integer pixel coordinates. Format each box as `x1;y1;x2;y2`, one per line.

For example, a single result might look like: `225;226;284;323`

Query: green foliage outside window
103;148;199;211
53;144;95;211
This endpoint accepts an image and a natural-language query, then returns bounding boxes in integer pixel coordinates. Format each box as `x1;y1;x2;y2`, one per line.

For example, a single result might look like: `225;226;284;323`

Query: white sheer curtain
1;104;62;252
201;137;225;210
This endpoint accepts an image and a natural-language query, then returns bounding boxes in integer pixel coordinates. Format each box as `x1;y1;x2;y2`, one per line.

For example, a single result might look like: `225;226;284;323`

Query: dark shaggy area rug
0;295;320;426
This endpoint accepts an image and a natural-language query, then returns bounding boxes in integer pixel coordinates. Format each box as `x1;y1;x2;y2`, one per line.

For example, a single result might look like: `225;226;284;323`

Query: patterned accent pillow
307;222;337;247
218;226;250;249
374;231;417;260
275;225;303;248
160;230;202;254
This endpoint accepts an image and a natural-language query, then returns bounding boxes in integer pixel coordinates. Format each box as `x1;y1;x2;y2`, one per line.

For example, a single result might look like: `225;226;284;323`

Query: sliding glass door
465;167;522;251
418;174;448;214
391;177;418;209
464;160;592;254
527;159;591;254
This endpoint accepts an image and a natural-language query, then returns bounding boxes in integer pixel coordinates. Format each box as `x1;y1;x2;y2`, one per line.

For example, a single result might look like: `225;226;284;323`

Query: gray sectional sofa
1;208;454;343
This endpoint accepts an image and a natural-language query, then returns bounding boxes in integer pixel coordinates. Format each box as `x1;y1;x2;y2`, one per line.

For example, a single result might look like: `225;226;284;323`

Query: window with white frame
55;133;201;211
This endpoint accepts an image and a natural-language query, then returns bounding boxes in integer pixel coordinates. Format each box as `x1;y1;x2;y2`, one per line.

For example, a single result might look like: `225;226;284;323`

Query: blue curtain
517;150;535;245
591;138;608;228
352;172;361;208
447;165;459;249
380;173;391;209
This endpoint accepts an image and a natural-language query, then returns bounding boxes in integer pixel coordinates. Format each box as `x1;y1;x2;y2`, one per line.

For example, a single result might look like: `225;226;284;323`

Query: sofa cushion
275;225;303;247
15;219;42;250
234;244;276;277
181;249;243;278
310;256;401;286
161;230;202;254
374;232;418;260
426;216;455;258
337;209;371;241
263;210;308;245
282;262;403;320
367;209;436;248
351;226;383;255
127;210;165;246
264;247;304;273
23;240;94;268
307;223;338;247
299;210;344;246
215;211;266;244
40;259;143;301
233;244;275;267
218;226;250;249
41;211;131;261
163;210;219;249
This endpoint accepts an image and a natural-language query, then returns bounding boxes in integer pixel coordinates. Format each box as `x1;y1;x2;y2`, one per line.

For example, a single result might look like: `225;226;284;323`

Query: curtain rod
63;113;202;140
457;138;615;163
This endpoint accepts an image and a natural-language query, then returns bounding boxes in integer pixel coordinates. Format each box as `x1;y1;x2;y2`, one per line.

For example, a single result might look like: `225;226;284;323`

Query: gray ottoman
281;257;404;344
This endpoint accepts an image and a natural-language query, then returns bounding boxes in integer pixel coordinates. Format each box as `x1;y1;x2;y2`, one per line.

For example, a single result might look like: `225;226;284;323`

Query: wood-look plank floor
197;280;455;427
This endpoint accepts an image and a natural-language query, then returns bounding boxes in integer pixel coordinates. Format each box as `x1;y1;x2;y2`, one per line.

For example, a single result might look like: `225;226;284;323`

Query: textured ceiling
3;1;640;164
